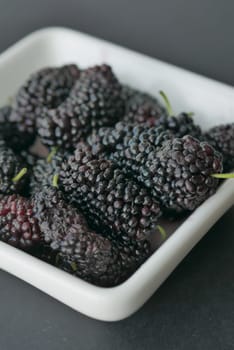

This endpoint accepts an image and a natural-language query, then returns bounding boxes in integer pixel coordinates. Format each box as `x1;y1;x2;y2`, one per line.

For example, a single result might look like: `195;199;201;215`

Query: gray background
0;0;234;349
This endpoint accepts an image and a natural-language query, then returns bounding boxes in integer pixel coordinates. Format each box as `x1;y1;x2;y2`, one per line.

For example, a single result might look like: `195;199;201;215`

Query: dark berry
33;186;87;249
30;151;68;193
145;136;223;212
85;122;146;156
60;151;161;240
10;64;80;136
111;134;223;212
0;146;28;195
0;106;35;151
0;195;41;249
110;125;172;180
122;85;165;126
204;123;234;171
156;113;202;139
156;91;202;139
38;64;124;150
33;186;122;286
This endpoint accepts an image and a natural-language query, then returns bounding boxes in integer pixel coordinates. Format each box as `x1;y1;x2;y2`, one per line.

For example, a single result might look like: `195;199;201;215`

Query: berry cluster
0;63;233;287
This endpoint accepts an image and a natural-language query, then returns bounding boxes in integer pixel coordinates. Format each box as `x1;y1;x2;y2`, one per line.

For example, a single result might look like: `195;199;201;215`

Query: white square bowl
0;27;233;321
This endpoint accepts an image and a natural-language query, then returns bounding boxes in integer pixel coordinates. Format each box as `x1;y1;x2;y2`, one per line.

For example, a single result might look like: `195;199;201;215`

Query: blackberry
204;123;234;171
85;92;202;158
0;146;28;195
122;86;165;126
85;121;171;159
0;195;41;249
156;91;202;139
60;151;161;240
143;135;223;212
56;229;122;287
10;64;80;135
33;185;123;286
121;85;138;102
85;122;145;156
30;159;54;193
0;105;34;151
99;225;152;278
30;150;68;193
57;233;151;287
110;125;172;179
75;141;100;160
38;64;124;150
19;151;42;197
156;112;202;139
33;186;87;249
115;236;151;272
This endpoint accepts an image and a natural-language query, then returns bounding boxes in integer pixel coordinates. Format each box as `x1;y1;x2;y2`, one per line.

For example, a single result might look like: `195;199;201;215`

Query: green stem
212;173;234;179
71;262;78;272
47;147;58;163
157;225;167;241
52;174;59;188
187;112;194;118
159;91;173;116
12;168;27;183
8;96;13;105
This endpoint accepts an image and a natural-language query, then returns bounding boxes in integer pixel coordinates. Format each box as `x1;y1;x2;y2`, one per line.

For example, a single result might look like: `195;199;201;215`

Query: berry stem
187;112;194;118
157;225;167;241
71;262;77;272
159;91;173;116
52;174;59;188
12;168;27;183
47;147;58;163
8;96;13;105
212;173;234;179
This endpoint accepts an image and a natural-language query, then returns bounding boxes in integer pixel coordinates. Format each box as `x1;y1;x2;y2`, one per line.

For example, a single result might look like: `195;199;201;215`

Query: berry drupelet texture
2;61;231;288
30;151;68;193
83;125;126;158
156;91;202;139
109;125;172;179
33;186;150;286
85;122;171;159
85;122;139;157
10;64;80;135
122;85;165;126
33;186;88;250
143;135;223;212
155;113;202;139
0;145;28;195
110;128;222;212
33;186;122;286
38;64;124;150
59;151;161;240
204;123;234;171
84;112;202;163
122;88;202;139
57;233;151;287
0;195;41;249
0;106;35;151
99;225;152;277
56;229;122;287
114;237;151;274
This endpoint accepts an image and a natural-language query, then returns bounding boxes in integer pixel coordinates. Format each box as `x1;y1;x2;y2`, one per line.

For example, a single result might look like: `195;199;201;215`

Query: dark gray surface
0;1;233;349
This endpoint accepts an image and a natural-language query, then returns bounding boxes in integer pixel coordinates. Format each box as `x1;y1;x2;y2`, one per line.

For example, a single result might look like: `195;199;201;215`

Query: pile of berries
0;63;233;287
